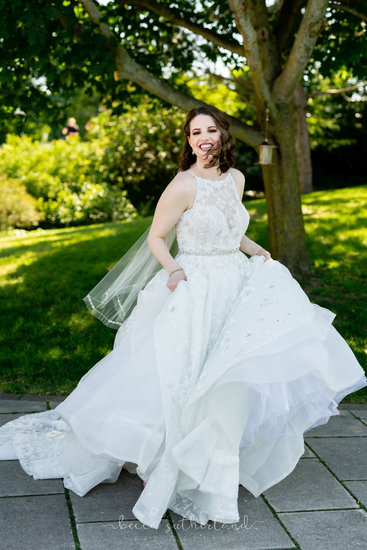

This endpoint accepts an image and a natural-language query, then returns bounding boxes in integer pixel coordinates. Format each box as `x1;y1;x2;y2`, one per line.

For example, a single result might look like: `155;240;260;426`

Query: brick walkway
1;393;367;550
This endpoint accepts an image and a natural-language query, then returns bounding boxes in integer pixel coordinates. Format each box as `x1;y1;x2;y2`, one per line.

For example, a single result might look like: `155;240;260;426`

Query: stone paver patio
1;393;367;550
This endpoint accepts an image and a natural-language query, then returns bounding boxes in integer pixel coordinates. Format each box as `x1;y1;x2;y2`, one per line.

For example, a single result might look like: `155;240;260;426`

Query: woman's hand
240;235;271;261
254;248;271;261
167;269;187;291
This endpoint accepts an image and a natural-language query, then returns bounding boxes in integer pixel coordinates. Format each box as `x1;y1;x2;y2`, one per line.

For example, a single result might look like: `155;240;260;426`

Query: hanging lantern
256;107;277;165
257;139;277;165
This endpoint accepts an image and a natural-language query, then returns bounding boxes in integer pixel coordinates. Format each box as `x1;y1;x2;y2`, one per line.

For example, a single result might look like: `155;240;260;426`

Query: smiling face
187;114;221;159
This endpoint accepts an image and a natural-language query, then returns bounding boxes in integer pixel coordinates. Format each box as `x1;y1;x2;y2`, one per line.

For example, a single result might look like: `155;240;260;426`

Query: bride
0;105;366;529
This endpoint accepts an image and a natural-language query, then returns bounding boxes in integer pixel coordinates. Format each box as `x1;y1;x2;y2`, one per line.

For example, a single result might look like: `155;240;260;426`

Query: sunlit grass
0;217;153;395
302;186;367;404
0;186;366;402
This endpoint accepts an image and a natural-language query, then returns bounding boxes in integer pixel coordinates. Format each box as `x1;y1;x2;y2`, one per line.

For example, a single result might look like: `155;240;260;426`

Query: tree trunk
261;103;311;276
293;84;313;194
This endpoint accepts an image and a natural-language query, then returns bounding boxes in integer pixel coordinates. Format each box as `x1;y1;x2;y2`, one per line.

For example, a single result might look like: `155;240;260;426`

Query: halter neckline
188;170;231;183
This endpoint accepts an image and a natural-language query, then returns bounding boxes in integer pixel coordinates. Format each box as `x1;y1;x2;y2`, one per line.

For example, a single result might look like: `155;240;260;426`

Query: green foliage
0;98;187;227
304;68;367;188
0;0;366;140
308;6;367;82
0;176;42;230
0;134;137;227
87;100;186;215
0;186;365;398
306;70;367;150
1;0;366;174
0;0;200;138
87;96;264;213
0;93;265;233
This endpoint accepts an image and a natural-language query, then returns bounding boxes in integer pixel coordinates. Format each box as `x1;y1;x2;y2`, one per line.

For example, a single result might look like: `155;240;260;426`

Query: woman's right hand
167;269;187;291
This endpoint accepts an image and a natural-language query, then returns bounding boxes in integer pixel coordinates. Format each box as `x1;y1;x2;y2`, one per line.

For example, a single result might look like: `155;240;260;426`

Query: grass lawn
0;185;366;402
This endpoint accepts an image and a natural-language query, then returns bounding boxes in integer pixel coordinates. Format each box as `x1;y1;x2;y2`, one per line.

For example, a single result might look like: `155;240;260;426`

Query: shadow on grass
0;219;149;259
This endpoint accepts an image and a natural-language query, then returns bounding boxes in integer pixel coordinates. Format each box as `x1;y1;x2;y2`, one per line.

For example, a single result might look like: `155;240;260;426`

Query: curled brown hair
179;105;235;173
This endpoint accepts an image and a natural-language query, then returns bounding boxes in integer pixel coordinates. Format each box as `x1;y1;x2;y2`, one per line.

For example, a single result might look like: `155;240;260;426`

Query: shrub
87;101;186;216
0;176;42;230
0;135;137;227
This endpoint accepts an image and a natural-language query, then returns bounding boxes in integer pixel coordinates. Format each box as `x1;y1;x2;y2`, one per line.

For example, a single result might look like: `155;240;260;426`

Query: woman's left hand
255;248;271;261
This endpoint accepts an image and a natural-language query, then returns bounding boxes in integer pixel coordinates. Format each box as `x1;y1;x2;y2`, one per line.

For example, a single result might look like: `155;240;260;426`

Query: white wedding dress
1;170;366;529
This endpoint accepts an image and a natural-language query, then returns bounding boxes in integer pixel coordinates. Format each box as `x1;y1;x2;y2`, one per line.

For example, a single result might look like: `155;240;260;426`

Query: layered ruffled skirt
1;252;366;528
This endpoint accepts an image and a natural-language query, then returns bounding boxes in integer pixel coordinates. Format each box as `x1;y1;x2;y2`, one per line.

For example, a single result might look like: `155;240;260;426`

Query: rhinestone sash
178;247;240;256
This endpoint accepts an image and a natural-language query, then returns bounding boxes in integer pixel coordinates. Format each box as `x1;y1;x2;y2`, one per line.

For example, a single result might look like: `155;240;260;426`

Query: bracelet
254;247;265;255
169;268;184;277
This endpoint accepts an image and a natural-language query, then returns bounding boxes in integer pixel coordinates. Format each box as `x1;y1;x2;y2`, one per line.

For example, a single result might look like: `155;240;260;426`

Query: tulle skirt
1;253;366;528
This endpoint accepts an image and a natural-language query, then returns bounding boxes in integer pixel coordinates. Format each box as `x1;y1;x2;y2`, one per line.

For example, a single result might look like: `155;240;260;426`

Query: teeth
200;144;212;150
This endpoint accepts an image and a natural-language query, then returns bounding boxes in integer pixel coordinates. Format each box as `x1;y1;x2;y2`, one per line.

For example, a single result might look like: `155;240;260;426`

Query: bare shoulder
157;170;196;211
170;170;196;188
229;168;245;200
229;167;245;184
166;170;196;201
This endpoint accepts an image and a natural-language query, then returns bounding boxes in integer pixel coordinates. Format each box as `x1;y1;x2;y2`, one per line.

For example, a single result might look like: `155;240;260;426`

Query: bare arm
240;234;265;255
147;173;194;281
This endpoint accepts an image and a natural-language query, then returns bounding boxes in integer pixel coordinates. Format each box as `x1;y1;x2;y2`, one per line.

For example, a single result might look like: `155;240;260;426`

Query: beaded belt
178;247;240;256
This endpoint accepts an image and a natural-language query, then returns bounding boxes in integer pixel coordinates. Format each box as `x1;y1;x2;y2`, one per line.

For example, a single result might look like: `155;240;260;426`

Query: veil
83;223;178;329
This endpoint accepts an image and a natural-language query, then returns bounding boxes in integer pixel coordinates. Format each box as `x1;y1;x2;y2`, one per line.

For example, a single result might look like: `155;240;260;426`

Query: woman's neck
190;159;224;179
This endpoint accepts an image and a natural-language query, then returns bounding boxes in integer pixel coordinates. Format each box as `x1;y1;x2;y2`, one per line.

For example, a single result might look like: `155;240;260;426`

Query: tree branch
124;0;245;56
227;0;277;118
80;0;262;148
328;2;367;22
204;70;237;89
248;0;281;84
205;70;257;110
115;46;262;146
80;0;118;38
274;0;306;52
308;81;367;97
267;1;282;15
205;69;254;95
272;0;329;102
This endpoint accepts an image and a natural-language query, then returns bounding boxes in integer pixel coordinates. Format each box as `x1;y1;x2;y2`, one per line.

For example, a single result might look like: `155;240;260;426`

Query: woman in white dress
0;105;366;529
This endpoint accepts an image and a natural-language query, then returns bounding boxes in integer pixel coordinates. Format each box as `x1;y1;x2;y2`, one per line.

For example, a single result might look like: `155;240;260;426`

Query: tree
1;1;365;274
298;0;367;193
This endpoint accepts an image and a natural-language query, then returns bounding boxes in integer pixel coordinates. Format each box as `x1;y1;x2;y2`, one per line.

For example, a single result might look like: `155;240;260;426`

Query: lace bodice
175;170;250;252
